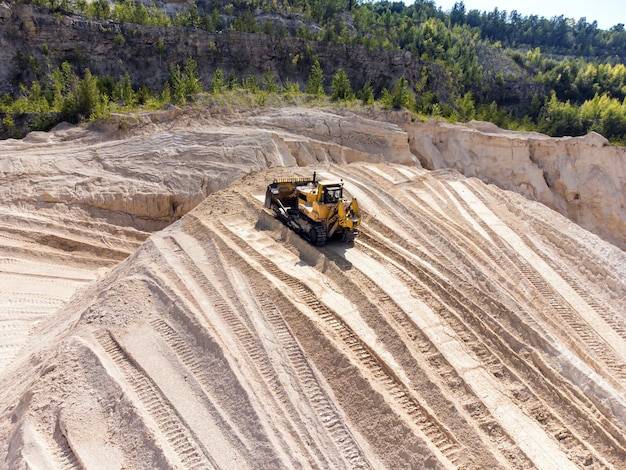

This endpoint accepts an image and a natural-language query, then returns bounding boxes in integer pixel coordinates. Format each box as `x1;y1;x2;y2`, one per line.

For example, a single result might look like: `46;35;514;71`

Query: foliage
306;60;324;96
381;77;413;110
211;68;225;94
5;0;626;143
358;79;374;106
330;68;353;101
168;58;203;104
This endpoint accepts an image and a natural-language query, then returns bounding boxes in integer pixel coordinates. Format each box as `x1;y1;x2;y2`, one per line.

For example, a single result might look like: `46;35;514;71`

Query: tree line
3;0;626;143
0;57;416;138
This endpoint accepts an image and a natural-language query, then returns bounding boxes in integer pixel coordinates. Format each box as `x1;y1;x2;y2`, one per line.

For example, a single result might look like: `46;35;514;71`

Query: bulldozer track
342;170;622;416
154;233;337;469
50;428;81;470
353;230;615;467
208;218;464;468
469;179;626;319
357;198;623;466
394;172;626;394
95;329;216;470
448;181;626;385
336;168;468;280
255;296;371;469
167;226;371;469
334;262;533;469
407;182;626;386
148;315;270;466
521;234;626;341
141;270;298;469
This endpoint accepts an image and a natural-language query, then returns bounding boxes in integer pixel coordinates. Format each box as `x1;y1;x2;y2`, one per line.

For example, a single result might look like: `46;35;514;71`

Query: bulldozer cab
322;185;342;204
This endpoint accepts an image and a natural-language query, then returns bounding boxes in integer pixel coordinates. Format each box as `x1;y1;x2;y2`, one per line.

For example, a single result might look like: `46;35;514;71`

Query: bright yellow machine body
265;174;360;245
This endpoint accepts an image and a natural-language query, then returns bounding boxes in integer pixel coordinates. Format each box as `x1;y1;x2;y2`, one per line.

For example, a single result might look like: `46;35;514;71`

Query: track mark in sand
173;228;374;469
356;225;625;467
474;180;626;337
523;236;626;341
147;315;282;467
471;180;626;342
151;232;335;469
346;234;582;470
50;423;82;470
448;181;626;386
254;295;371;469
330;256;529;469
18;422;81;470
95;330;216;470
341;166;626;459
209;218;464;469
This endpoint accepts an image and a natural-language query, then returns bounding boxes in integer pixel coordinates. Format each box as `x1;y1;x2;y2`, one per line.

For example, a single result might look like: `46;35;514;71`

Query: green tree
118;72;135;105
538;92;583;137
169;64;184;102
243;74;259;92
389;76;413;109
358;78;374;105
263;71;278;93
182;58;203;97
211;68;224;94
76;69;101;118
455;92;475;121
330;68;353;101
306;60;324;96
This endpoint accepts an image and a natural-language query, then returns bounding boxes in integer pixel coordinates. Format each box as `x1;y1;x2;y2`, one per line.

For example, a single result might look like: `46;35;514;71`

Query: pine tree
358;79;374;105
182;58;203;97
390;76;413;109
306;60;324;96
211;68;224;94
331;68;353;101
169;64;184;102
76;69;100;118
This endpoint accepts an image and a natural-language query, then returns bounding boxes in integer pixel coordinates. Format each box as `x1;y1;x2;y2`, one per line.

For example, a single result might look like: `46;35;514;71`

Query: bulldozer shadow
255;208;354;272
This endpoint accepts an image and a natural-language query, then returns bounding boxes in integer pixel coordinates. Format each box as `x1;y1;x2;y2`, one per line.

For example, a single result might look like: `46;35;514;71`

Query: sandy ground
0;109;625;469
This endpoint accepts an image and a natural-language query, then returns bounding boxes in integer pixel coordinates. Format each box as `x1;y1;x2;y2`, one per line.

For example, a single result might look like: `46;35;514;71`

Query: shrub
331;68;353;101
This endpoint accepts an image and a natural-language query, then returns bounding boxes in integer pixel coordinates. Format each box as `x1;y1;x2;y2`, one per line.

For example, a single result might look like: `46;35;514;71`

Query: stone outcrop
248;108;415;165
404;119;626;250
0;2;450;98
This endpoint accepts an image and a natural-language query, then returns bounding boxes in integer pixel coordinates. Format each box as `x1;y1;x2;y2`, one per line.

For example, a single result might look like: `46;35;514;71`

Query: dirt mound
1;162;625;469
0;107;625;469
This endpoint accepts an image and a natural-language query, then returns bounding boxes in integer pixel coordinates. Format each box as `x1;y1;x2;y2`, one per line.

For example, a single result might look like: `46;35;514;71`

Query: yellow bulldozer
264;172;361;245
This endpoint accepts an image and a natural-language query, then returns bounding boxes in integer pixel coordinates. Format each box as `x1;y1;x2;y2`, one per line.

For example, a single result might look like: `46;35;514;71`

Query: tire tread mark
340;262;534;469
158;234;334;469
51;421;82;470
95;329;216;470
357;213;624;466
208;218;464;467
255;295;371;469
450;181;626;384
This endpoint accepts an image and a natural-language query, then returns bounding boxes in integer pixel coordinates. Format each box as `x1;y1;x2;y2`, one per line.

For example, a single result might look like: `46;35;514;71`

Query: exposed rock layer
0;3;442;97
403;118;626;250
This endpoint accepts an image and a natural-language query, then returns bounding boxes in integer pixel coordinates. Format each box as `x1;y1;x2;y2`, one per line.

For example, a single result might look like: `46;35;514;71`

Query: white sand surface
0;108;624;469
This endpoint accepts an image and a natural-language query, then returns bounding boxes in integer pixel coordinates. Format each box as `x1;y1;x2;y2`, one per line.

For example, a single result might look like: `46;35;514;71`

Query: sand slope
0;109;625;469
0;162;625;469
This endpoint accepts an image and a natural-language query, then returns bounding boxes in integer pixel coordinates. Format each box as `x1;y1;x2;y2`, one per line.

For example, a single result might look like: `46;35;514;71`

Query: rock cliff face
0;2;448;96
402;118;626;251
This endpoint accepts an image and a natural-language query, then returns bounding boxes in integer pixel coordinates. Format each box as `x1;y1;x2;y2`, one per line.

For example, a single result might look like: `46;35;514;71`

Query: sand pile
0;108;625;468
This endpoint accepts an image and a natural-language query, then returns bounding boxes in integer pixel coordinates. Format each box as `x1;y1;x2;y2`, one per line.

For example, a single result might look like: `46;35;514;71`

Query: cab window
324;187;342;203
